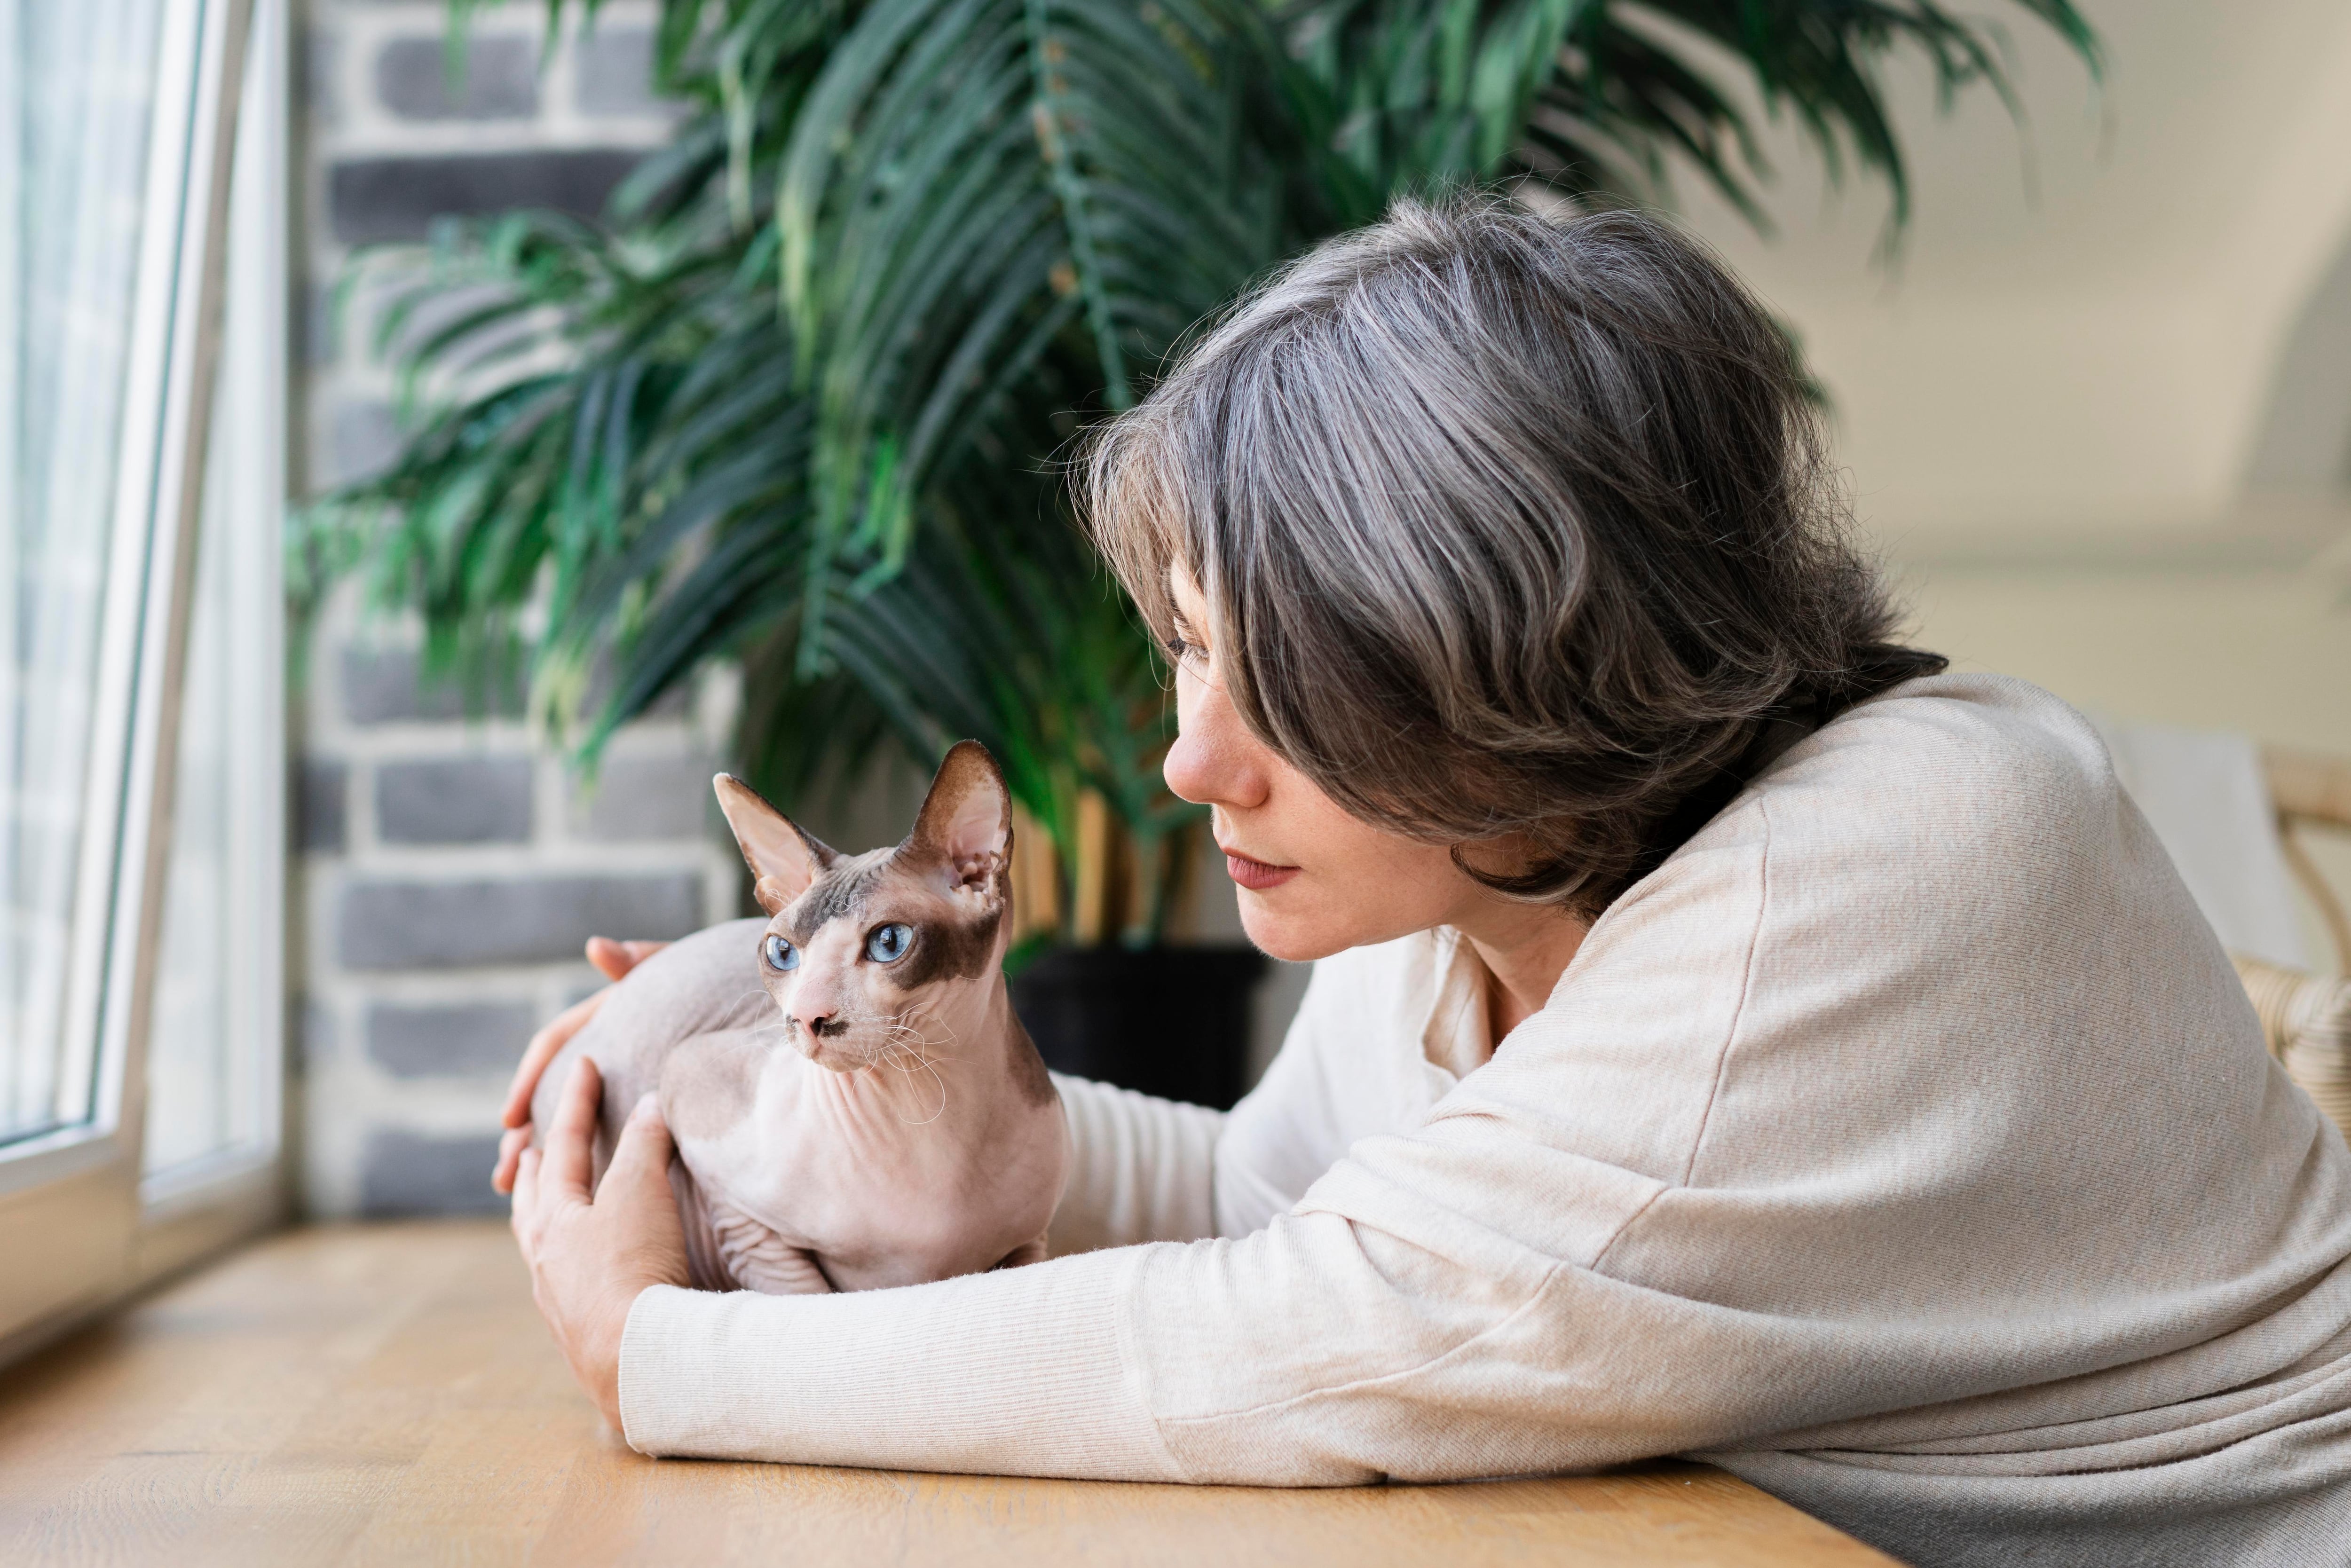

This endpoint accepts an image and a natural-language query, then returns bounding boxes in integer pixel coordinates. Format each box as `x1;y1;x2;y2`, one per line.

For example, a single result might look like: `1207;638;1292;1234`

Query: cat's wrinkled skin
528;741;1067;1294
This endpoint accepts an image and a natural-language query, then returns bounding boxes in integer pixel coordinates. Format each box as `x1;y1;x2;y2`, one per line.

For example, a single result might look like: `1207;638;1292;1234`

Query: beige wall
1902;568;2350;750
1655;0;2351;967
1673;0;2351;555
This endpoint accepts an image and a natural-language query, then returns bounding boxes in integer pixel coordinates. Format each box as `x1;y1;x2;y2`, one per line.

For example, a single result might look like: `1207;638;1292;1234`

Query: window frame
0;0;280;1359
134;0;289;1275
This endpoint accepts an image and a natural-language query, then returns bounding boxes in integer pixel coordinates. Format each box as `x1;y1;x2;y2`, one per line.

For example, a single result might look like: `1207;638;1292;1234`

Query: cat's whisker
880;1007;959;1062
868;1009;949;1123
895;1052;948;1126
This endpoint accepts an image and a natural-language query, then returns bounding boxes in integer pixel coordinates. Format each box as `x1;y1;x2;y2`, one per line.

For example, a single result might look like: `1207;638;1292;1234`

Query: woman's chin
1236;889;1352;964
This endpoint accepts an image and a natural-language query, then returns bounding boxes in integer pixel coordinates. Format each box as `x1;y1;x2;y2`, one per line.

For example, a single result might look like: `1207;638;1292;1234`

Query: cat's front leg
671;1156;828;1293
669;1158;738;1292
707;1190;834;1294
994;1234;1049;1269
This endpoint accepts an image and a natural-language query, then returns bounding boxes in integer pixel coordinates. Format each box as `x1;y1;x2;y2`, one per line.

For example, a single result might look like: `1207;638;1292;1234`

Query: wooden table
0;1222;1893;1566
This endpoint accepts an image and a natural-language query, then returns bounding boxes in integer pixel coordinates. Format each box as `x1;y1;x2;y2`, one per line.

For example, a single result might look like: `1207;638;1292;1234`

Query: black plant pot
1009;945;1268;1110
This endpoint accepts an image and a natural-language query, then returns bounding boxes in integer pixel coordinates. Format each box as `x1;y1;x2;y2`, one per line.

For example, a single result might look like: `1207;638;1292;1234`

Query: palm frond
770;0;1291;662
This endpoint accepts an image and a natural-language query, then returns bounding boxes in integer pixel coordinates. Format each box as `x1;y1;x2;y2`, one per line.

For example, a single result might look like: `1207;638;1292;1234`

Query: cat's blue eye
865;923;913;964
763;934;799;972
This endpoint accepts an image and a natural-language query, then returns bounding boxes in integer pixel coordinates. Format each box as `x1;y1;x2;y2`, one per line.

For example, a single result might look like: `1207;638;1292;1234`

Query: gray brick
340;646;526;725
575;28;663;117
366;1001;537;1077
298;283;338;368
300;999;335;1070
571;754;716;842
361;1129;506;1215
329;150;643;245
377;756;535;844
298;758;348;853
339;873;703;969
301;32;340;124
375;35;538;121
327;399;400;486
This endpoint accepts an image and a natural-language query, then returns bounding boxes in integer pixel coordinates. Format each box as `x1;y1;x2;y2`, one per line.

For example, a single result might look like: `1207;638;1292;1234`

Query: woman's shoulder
1596;670;2157;962
1725;671;2126;866
1817;669;2110;768
1499;668;2263;1199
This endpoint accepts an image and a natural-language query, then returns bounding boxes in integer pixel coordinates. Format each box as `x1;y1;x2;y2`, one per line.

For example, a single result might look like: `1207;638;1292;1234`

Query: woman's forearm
614;1191;1614;1485
1046;1073;1226;1254
617;1247;1186;1478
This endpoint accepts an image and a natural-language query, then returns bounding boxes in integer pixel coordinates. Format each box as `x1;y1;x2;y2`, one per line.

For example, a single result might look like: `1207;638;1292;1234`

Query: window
0;0;283;1350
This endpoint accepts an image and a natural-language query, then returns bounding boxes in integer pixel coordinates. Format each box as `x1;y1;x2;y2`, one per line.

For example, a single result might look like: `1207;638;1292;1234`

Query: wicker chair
2236;747;2351;1134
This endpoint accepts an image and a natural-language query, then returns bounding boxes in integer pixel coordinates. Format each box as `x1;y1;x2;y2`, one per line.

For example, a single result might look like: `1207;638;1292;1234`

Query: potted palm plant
303;0;2095;1106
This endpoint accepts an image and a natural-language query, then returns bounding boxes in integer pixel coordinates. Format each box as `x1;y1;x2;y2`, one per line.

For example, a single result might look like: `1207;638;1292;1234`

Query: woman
501;198;2351;1566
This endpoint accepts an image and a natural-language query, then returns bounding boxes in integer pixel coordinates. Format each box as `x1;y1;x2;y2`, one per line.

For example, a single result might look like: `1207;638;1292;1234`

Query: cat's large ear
713;774;839;915
903;741;1010;901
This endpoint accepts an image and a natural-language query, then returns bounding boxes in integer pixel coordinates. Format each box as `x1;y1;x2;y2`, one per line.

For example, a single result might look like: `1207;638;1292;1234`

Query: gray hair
1083;195;1943;915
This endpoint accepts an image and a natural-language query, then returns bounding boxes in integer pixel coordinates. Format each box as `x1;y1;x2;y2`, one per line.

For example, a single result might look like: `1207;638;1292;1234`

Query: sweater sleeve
1045;1072;1224;1253
616;1135;1696;1481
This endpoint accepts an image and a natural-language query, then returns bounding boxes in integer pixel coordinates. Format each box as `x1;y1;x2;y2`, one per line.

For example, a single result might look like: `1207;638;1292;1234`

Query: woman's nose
1164;670;1271;811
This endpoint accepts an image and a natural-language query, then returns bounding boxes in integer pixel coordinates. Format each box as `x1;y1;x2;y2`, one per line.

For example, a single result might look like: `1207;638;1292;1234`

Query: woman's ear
712;775;838;914
903;741;1011;898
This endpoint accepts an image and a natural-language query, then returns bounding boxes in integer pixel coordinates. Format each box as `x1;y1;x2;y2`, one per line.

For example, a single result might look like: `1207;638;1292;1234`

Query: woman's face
1161;570;1496;962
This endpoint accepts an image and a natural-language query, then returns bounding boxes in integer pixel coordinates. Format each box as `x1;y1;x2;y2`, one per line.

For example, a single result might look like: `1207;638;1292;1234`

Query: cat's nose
793;1005;845;1040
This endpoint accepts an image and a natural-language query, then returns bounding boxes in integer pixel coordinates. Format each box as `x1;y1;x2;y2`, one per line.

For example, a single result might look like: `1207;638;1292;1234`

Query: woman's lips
1223;851;1300;892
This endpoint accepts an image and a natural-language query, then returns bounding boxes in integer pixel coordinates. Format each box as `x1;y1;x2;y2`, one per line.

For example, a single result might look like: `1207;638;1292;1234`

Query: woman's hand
510;1056;692;1429
492;937;668;1194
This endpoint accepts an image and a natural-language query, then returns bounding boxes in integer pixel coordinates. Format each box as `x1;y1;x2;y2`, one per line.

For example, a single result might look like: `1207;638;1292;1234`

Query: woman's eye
864;923;913;963
762;934;799;972
1162;629;1212;680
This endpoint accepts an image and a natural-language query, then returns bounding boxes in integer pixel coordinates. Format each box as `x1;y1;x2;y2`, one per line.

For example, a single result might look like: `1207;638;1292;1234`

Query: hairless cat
528;741;1068;1293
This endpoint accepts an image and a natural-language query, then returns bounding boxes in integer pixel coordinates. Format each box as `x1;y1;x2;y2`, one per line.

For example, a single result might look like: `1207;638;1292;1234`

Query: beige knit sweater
619;675;2351;1567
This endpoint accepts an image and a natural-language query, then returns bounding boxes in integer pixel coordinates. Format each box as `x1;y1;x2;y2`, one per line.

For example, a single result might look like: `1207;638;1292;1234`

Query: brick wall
293;0;734;1216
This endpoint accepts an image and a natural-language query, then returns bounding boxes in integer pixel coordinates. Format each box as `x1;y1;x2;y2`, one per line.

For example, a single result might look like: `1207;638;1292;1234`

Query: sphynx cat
529;741;1068;1293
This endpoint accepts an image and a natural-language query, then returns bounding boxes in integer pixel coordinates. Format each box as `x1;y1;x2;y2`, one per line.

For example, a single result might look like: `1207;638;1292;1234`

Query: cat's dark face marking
786;858;890;941
878;876;1001;990
775;853;1001;992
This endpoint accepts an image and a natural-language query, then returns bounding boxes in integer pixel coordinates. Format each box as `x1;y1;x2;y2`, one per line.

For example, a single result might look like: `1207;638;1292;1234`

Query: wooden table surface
0;1221;1894;1567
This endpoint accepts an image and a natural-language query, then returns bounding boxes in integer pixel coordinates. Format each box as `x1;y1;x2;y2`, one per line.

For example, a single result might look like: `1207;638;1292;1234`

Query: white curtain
0;0;171;1139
